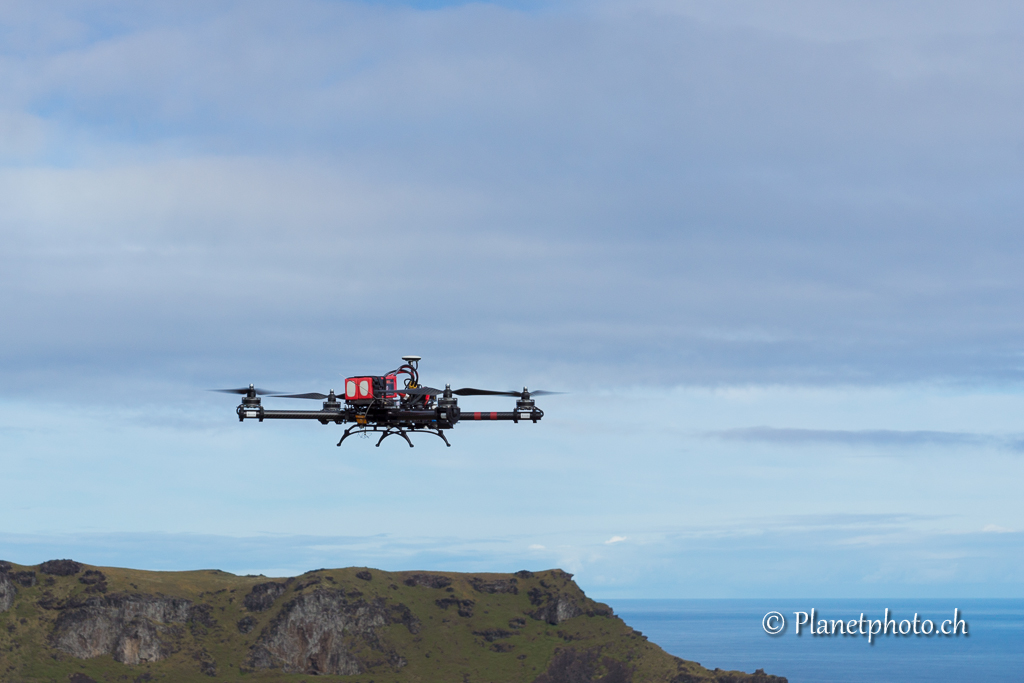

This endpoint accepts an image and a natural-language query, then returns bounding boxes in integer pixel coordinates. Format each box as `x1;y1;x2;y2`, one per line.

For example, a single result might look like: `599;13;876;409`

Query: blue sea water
603;599;1024;683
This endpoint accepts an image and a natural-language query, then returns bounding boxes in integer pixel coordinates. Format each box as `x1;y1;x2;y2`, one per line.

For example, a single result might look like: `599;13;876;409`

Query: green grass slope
0;560;785;683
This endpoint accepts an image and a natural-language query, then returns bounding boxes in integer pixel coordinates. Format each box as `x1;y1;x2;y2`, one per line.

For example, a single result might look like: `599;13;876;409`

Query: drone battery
345;376;374;400
344;375;398;402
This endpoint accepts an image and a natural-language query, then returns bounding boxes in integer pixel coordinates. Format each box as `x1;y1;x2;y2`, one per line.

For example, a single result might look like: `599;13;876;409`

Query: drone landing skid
336;425;451;448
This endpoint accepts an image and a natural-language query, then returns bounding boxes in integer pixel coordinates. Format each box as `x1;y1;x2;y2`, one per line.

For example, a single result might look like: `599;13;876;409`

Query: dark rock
0;560;11;574
435;597;474;617
237;615;257;634
40;559;83;576
79;570;108;594
670;673;708;683
533;647;632;683
745;668;788;683
515;570;534;578
189;603;217;635
492;642;515;652
243;582;287;612
527;589;583;625
38;591;65;610
404;573;452;589
356;570;373;581
191;648;218;676
51;593;192;665
12;571;37;587
247;588;404;676
0;572;15;612
474;628;514;642
470;577;518;594
79;570;106;585
389;603;421;634
68;674;99;683
509;617;527;629
191;604;216;626
670;668;788;683
294;577;321;591
708;670;788;683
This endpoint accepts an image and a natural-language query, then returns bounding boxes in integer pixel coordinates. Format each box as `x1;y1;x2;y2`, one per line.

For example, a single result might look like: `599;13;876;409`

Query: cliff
0;559;786;683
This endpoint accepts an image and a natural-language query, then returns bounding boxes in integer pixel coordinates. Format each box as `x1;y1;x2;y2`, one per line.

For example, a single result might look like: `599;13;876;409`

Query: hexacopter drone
215;356;556;447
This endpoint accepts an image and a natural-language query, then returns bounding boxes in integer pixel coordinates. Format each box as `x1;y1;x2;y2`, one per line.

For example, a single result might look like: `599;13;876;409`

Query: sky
1;0;1023;599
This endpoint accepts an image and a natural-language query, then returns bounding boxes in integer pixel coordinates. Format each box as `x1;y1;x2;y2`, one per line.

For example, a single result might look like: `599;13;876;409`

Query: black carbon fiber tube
238;408;345;422
462;410;543;422
388;410;443;421
462;411;516;420
261;410;345;420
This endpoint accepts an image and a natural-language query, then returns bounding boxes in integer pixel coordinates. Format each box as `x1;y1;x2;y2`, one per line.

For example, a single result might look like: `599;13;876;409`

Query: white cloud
605;536;627;544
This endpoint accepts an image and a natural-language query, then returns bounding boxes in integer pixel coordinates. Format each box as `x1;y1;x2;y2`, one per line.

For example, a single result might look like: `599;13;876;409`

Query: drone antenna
401;355;421;371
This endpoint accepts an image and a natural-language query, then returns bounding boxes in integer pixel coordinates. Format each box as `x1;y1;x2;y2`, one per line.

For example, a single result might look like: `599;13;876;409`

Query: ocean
603;599;1024;683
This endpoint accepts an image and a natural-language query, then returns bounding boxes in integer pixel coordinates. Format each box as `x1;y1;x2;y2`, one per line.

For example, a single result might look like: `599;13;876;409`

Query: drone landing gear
377;429;414;448
337;425;451;448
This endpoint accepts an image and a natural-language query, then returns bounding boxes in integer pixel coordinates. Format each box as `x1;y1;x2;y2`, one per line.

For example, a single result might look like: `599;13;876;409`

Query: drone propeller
211;385;281;396
218;385;562;399
391;386;444;396
396;386;561;397
455;388;562;397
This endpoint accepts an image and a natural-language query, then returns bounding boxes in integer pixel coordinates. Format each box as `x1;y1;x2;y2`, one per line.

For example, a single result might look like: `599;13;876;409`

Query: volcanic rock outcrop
0;572;15;613
50;593;194;665
242;580;287;611
247;588;415;675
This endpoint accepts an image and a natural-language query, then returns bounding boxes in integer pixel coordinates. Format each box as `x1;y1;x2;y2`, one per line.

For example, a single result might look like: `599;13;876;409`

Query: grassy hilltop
0;560;784;683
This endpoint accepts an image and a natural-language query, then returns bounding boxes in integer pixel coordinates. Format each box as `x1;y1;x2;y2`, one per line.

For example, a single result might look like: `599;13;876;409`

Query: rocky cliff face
50;593;194;665
0;571;15;613
247;587;414;675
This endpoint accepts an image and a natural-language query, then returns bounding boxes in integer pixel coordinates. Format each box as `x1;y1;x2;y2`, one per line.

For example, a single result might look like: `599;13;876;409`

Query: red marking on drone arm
474;412;481;420
490;412;497;420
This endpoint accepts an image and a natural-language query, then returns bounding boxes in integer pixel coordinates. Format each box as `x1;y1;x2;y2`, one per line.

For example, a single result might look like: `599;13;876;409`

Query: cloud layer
2;0;1024;396
3;512;1021;598
2;2;1023;597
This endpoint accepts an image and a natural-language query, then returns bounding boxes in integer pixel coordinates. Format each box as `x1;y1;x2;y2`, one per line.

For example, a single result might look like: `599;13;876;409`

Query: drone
214;356;556;447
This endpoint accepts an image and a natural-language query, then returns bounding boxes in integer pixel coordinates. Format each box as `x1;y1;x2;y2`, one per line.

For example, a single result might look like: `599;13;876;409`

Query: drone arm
238;407;345;423
462;408;544;423
236;407;448;424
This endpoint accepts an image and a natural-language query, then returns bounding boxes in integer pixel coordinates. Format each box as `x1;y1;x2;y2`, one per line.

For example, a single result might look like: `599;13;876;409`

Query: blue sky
1;0;1022;598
